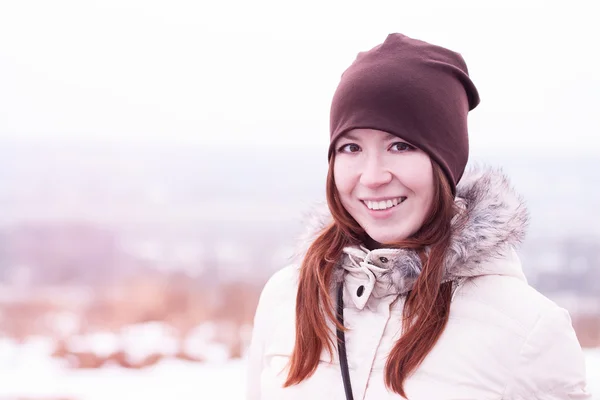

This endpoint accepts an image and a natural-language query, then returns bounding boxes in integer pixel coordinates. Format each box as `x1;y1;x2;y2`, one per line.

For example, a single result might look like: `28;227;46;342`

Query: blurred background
0;0;599;398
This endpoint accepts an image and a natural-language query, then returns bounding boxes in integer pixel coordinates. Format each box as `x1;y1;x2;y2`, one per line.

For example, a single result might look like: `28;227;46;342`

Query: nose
359;155;392;188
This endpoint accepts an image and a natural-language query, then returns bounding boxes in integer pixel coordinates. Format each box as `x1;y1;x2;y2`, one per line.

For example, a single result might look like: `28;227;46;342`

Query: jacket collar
297;165;530;310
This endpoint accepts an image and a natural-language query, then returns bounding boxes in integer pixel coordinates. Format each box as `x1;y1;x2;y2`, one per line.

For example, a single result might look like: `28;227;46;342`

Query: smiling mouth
362;197;407;211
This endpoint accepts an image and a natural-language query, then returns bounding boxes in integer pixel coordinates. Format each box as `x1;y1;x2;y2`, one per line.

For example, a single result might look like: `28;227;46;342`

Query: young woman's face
333;128;435;245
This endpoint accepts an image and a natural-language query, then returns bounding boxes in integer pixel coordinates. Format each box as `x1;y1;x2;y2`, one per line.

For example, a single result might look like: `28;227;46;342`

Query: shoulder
259;264;301;305
246;265;301;399
248;265;300;346
455;275;590;398
456;273;559;334
248;265;300;357
253;264;300;328
504;294;590;397
453;246;563;334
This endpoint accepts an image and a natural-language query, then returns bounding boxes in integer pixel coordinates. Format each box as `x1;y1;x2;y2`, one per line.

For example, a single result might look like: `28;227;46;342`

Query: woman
246;33;591;399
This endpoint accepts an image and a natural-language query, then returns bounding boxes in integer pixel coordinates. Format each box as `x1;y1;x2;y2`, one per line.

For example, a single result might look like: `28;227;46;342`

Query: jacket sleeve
504;305;592;399
246;266;297;400
246;278;271;400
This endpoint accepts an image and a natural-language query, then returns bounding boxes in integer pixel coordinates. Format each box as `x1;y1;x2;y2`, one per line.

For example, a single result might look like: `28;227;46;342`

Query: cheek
333;160;355;196
413;168;436;213
396;157;434;196
411;173;435;198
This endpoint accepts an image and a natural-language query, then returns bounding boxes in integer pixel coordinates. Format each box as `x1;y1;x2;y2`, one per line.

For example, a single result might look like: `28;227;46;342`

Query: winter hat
329;33;480;195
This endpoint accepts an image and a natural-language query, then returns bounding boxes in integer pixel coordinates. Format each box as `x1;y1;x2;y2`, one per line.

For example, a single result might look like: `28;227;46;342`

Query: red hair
284;154;462;398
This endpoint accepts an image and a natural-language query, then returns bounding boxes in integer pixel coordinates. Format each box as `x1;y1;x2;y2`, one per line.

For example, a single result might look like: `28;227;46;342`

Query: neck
363;236;383;251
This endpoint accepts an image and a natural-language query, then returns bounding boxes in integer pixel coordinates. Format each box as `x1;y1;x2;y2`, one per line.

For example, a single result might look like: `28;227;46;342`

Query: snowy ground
0;358;246;400
0;349;598;399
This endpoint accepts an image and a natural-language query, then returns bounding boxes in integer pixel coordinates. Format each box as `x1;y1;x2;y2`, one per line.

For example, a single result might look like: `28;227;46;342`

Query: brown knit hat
329;33;480;195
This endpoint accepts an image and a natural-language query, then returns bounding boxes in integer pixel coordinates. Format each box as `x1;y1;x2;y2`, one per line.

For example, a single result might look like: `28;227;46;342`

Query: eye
337;143;361;153
390;142;415;152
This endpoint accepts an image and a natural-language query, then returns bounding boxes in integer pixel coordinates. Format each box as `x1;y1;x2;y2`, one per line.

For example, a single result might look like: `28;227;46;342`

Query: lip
361;197;406;219
360;196;406;202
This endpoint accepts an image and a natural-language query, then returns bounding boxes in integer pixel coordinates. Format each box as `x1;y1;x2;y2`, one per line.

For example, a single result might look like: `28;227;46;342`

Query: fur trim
443;164;529;278
294;165;529;296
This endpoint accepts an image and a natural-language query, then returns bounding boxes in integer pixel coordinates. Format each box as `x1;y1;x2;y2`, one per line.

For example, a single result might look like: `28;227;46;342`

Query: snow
119;322;179;363
67;332;120;358
0;342;597;399
183;322;231;362
0;358;246;400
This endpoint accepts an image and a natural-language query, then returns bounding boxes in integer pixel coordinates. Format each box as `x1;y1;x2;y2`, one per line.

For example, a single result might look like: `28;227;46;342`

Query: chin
364;229;410;246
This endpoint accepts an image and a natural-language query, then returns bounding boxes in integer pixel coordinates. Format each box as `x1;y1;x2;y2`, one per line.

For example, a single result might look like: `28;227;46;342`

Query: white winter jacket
246;167;592;400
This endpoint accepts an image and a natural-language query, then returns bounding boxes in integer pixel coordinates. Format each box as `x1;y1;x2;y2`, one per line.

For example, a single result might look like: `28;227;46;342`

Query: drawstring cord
336;282;354;400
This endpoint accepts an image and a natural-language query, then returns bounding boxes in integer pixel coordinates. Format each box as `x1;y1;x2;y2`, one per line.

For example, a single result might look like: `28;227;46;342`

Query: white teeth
364;197;405;210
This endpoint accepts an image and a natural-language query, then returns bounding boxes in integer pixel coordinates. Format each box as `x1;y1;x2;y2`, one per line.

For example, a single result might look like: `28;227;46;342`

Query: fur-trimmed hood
297;165;530;310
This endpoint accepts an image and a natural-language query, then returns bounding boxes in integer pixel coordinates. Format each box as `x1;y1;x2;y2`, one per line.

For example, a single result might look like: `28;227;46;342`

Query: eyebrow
341;131;401;142
341;132;360;141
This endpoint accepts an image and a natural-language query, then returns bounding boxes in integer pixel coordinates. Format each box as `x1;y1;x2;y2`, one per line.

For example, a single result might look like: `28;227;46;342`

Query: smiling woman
246;33;592;400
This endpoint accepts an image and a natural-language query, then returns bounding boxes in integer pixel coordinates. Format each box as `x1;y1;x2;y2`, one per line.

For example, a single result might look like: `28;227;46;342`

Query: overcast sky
0;0;598;154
